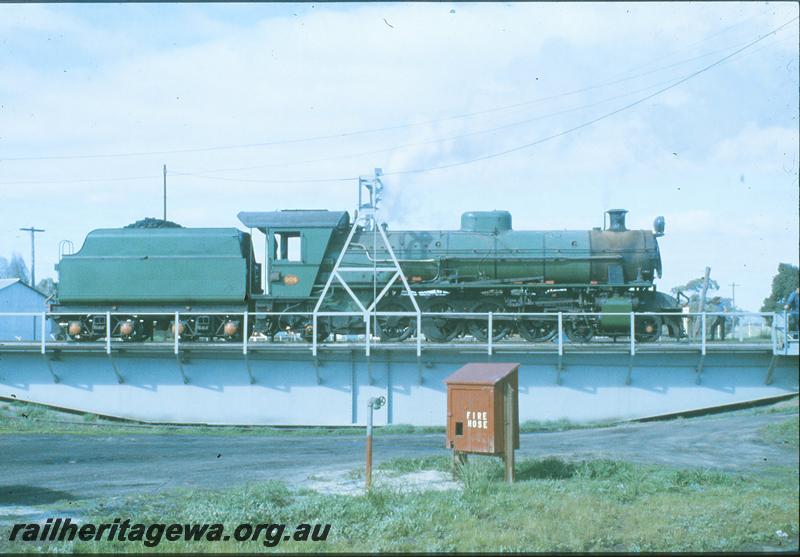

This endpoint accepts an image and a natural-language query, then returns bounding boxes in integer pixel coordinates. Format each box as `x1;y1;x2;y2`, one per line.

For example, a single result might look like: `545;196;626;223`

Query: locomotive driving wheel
635;315;662;343
565;317;594;343
376;299;416;342
422;299;463;342
467;301;512;342
517;316;558;342
302;319;330;343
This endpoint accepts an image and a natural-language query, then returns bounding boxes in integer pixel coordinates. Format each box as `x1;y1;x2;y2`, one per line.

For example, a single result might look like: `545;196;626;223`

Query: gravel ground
0;410;796;519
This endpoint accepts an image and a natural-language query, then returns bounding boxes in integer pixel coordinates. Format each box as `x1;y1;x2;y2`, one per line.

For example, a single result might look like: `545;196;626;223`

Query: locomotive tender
52;208;682;343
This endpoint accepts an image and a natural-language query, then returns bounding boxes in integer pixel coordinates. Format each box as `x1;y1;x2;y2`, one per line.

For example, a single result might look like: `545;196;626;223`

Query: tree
670;276;720;305
761;263;800;313
1;252;30;284
36;277;57;297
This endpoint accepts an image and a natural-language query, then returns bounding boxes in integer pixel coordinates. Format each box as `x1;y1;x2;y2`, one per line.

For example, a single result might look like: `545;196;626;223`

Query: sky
0;2;797;311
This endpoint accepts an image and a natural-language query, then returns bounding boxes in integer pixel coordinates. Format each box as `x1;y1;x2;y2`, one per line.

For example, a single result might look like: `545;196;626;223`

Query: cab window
273;232;302;262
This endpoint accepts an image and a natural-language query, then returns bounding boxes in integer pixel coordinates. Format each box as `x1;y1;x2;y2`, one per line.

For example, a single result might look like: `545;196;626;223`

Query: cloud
712;123;799;167
0;2;797;312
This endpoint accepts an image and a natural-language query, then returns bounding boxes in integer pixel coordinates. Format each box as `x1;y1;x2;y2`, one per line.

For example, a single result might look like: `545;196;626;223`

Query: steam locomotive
52;208;683;343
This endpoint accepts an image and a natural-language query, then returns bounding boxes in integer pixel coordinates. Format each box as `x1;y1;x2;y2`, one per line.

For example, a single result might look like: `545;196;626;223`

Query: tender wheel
377;299;416;342
423;300;463;342
117;318;146;342
467;301;511;342
565;317;594;343
170;319;195;341
635;315;662;343
517;316;558;342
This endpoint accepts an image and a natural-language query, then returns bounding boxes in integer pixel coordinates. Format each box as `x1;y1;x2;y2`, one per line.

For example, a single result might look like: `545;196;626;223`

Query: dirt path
0;412;796;509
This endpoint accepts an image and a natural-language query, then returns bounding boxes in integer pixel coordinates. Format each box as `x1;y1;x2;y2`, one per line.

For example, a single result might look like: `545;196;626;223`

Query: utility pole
19;227;45;288
730;282;739;308
692;266;712;339
699;267;712;312
163;164;167;221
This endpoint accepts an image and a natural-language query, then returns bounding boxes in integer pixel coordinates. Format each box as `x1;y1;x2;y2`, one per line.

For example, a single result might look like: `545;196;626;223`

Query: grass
760;415;800;448
0;399;620;436
520;417;620;432
377;455;451;475
0;400;446;436
3;456;797;553
753;395;799;415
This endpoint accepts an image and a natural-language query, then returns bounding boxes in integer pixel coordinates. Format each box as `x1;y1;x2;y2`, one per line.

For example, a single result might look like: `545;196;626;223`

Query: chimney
606;209;628;232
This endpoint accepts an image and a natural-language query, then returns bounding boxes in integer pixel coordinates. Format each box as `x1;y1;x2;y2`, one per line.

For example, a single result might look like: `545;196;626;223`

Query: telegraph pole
730;282;739;308
163;164;167;221
19;227;45;288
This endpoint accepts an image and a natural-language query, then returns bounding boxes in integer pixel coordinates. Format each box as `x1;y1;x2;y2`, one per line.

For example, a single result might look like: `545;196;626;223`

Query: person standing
785;287;799;338
709;297;726;340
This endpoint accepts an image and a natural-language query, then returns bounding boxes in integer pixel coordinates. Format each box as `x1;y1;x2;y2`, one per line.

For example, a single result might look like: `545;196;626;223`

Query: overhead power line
0;74;691;185
171;16;799;185
0;15;781;164
381;16;798;177
175;73;688;177
0;15;793;186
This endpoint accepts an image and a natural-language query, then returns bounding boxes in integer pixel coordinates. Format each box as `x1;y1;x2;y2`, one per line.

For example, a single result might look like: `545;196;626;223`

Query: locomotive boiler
51;208;683;344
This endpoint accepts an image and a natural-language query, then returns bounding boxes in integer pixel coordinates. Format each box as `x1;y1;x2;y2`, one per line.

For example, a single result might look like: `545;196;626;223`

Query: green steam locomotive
52;208;683;343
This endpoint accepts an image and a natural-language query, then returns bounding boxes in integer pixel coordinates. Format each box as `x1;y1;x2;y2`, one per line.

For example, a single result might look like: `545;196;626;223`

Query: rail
0;309;795;357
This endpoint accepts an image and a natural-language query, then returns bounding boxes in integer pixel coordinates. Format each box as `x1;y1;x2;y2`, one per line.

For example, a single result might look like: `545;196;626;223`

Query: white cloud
0;2;797;311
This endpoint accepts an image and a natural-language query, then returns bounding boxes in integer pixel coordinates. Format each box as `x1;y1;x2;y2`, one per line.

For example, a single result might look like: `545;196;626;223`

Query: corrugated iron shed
0;278;49;341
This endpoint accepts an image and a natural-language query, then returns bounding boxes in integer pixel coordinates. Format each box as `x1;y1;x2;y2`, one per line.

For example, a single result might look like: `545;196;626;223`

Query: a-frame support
312;170;421;356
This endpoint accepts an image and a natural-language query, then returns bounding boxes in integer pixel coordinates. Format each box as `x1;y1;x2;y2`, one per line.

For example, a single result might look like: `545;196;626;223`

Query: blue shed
0;279;49;341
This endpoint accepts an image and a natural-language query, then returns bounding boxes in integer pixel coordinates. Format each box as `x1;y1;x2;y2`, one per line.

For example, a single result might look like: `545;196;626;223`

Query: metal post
40;311;46;354
312;313;318;357
163;164;167;221
174;311;180;355
784;309;789;354
365;396;386;491
416;313;422;357
771;312;777;352
365;313;371;357
629;312;635;356
701;312;706;355
557;312;563;355
366;400;373;490
488;312;493;355
503;381;515;483
105;311;111;354
264;234;270;296
242;311;248;355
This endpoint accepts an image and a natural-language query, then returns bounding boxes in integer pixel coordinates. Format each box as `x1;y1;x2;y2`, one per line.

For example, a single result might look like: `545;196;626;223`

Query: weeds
760;416;800;448
377;455;450;474
3;455;796;553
